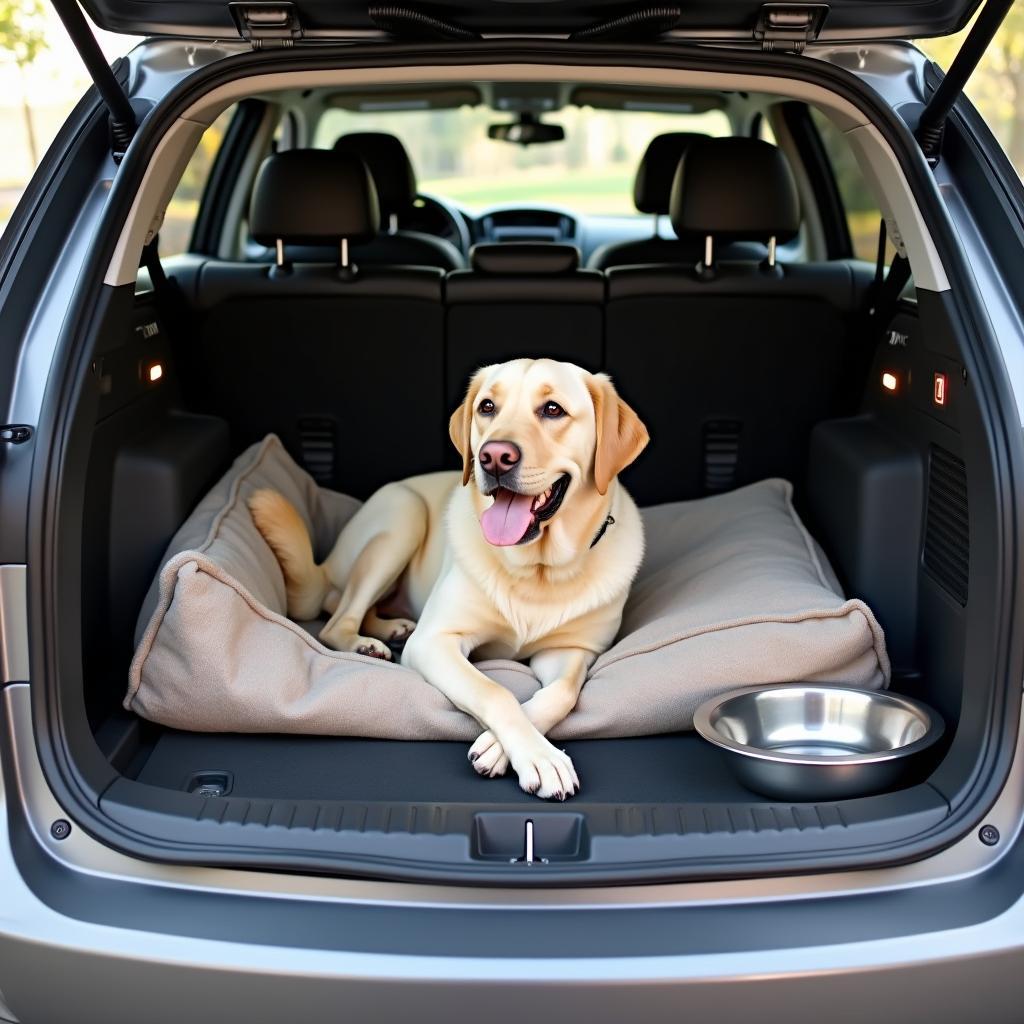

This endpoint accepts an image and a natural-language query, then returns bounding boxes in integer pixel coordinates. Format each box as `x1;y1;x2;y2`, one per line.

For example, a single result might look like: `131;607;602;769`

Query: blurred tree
0;0;48;167
920;8;1024;169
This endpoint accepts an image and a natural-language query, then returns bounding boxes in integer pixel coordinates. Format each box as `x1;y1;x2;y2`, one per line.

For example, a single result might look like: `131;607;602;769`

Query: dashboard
477;208;577;245
408;196;654;266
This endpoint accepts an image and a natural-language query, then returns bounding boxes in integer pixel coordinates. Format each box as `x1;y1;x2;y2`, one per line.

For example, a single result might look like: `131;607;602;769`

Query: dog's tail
248;489;329;620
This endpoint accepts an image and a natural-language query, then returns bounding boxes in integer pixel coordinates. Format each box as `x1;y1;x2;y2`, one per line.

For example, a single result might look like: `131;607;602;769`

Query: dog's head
449;359;649;549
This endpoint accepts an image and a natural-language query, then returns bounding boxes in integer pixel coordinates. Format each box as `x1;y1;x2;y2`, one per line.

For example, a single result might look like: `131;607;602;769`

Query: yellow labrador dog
249;358;649;799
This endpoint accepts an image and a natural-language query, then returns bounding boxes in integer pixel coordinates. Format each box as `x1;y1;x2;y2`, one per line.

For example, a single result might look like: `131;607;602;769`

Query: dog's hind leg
317;483;428;660
248;490;330;620
361;608;417;647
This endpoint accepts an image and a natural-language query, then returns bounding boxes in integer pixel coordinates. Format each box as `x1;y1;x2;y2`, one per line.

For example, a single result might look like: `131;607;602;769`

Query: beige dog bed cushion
126;435;890;740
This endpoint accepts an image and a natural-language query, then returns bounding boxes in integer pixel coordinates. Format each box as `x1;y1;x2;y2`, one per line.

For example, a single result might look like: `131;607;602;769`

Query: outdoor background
1;1;1022;240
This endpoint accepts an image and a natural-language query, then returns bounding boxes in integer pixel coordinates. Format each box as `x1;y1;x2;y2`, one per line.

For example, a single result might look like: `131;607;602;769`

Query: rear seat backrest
605;138;871;506
444;243;604;412
175;149;447;498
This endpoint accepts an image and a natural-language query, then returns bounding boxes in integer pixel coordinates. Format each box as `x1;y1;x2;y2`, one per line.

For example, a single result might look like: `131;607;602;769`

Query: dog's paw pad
356;641;392;661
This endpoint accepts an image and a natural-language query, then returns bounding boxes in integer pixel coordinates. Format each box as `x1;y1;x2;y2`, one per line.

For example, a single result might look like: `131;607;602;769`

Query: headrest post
388;212;399;235
652;213;661;238
768;235;777;267
337;236;357;281
696;234;716;282
269;237;291;278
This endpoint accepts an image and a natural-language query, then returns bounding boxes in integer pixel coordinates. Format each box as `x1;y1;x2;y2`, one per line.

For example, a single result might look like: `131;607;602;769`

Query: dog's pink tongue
481;488;534;546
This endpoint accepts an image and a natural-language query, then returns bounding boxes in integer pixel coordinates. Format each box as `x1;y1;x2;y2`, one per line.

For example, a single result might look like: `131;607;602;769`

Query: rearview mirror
487;114;564;146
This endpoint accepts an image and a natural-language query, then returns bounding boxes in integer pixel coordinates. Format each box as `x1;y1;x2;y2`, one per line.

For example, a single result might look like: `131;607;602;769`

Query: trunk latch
472;812;586;863
511;819;547;866
0;425;32;445
754;3;828;53
229;2;303;48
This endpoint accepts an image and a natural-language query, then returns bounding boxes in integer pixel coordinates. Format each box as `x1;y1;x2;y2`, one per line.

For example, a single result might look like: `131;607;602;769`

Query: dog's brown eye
478;399;496;415
541;401;565;420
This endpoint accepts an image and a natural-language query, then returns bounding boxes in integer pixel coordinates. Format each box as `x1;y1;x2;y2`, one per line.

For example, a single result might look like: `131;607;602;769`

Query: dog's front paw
468;731;509;778
507;735;579;801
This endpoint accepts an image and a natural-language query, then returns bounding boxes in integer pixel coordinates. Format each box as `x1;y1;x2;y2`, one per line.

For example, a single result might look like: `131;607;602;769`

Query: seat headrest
670;138;801;243
333;132;417;217
250;150;380;246
633;132;710;215
470;243;580;275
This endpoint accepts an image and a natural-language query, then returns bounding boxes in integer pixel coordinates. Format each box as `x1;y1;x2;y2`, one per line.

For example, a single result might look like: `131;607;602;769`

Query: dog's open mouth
480;474;571;546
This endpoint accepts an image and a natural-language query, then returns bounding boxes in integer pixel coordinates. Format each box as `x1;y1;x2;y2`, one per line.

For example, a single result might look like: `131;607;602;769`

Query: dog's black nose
478;440;521;477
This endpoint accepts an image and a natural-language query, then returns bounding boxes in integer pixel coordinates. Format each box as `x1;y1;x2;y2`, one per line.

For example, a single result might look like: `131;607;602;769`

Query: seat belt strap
869;253;912;339
848;226;912;405
873;218;887;293
141;236;189;341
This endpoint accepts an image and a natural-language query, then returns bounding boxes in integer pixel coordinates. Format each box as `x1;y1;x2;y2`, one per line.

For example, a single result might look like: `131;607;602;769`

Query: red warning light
933;372;947;407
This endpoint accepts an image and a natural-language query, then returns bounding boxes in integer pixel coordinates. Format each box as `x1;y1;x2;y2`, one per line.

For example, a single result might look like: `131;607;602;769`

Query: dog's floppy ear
449;371;485;486
586;373;650;496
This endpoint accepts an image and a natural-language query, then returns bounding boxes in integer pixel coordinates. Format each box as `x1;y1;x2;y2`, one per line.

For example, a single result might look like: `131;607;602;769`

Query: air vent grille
703;419;742;493
296;417;336;486
923;445;969;605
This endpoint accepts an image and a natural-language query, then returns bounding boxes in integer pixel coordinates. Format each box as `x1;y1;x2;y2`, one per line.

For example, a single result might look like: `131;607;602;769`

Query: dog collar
590;514;615;549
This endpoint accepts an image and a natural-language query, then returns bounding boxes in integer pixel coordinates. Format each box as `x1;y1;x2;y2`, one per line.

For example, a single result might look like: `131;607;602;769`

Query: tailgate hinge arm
228;3;304;48
915;0;1015;164
753;3;828;53
49;0;137;161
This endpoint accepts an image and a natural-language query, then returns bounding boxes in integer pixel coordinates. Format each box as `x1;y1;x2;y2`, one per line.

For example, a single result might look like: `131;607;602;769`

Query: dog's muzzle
479;473;571;547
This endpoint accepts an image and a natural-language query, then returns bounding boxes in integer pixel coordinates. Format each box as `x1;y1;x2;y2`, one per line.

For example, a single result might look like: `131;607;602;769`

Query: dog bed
126;434;890;740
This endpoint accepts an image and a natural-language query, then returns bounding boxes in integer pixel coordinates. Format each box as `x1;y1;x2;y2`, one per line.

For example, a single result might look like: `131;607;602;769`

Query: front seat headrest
633;132;710;215
670;138;801;244
249;149;380;246
333;132;417;219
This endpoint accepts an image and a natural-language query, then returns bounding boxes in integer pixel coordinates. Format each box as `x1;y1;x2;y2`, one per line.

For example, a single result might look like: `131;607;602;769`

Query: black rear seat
175;149;447;498
606;138;871;505
444;242;604;412
175;142;871;508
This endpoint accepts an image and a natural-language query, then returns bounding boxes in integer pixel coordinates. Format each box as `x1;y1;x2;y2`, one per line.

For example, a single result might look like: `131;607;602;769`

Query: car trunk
26;0;1021;880
57;260;999;883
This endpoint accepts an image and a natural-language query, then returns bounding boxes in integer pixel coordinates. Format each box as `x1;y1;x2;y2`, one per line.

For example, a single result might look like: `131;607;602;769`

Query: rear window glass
810;108;888;263
160;105;236;257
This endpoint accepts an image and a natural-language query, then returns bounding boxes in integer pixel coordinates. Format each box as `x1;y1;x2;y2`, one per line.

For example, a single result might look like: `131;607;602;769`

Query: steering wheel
401;193;472;256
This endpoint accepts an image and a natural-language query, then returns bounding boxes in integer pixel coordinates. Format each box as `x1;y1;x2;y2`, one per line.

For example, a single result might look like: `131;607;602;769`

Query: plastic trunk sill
97;778;950;885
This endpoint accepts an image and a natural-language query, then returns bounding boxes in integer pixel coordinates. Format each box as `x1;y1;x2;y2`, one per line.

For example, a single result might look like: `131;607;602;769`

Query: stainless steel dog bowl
693;686;944;801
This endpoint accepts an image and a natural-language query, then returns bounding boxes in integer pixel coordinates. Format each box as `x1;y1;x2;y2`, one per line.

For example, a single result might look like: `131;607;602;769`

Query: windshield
312;107;731;215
